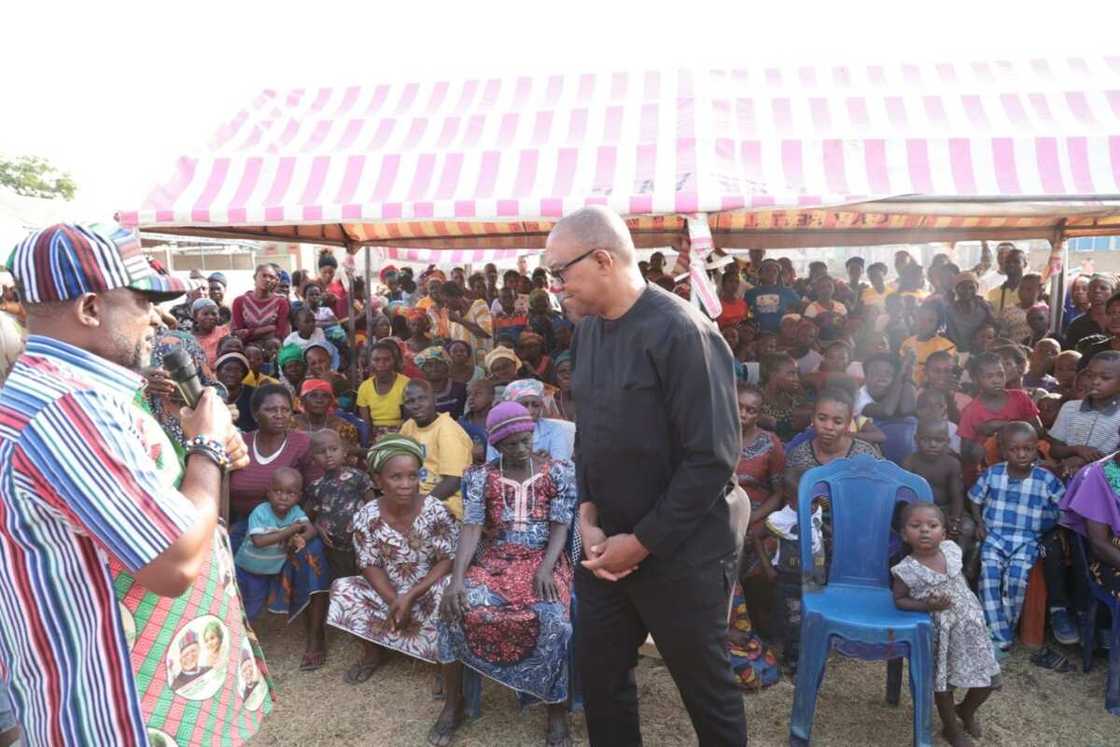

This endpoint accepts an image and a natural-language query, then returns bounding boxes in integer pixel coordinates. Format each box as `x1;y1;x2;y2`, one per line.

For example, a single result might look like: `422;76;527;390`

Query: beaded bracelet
185;435;231;471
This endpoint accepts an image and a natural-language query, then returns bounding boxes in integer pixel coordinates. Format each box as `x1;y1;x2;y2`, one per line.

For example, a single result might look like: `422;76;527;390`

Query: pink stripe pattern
118;62;1120;234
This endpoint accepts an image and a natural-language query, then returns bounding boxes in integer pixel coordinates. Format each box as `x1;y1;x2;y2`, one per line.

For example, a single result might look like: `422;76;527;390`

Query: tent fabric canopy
119;59;1120;249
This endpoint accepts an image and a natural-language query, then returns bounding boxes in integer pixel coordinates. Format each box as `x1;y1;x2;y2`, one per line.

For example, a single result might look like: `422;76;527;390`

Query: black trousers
574;554;748;746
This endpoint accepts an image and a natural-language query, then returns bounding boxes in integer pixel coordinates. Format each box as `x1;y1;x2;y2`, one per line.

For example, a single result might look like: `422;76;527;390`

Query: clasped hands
579;517;649;582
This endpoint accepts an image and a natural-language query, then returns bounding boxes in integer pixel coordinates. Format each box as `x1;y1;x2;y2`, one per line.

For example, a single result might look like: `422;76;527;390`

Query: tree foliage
0;155;77;200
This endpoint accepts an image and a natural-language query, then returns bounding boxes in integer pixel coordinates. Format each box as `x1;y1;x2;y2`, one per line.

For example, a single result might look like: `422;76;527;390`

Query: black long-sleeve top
570;284;740;566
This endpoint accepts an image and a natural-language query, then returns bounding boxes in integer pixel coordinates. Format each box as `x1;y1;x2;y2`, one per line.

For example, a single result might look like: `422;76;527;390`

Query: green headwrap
367;433;425;475
277;343;304;369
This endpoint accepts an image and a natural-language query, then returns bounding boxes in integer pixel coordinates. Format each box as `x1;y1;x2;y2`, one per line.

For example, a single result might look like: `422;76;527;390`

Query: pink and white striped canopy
119;59;1120;249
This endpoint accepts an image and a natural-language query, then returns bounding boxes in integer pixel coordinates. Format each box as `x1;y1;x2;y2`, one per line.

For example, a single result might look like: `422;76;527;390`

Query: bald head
544;206;646;320
547;206;636;264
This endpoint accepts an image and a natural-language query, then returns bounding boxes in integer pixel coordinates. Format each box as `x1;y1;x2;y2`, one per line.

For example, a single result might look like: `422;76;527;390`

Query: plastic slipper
1030;647;1074;673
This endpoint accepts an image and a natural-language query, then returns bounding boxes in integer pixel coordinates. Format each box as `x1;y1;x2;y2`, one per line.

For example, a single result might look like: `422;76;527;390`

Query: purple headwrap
485;401;536;446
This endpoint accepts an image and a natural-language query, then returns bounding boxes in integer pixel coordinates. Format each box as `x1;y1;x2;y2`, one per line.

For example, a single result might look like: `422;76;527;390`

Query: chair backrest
798;454;933;588
872;417;919;466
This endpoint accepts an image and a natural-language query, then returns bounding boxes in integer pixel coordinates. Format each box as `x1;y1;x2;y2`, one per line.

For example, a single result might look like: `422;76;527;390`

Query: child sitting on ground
967;422;1065;656
235;467;317;614
903;419;976;579
891;503;1000;747
303;430;374;578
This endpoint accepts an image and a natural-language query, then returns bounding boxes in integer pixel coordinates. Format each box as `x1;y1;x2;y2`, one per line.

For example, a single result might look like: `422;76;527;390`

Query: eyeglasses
546;248;599;286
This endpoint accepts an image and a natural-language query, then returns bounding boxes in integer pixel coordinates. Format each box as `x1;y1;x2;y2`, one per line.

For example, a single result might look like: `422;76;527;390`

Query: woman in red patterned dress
433;402;576;747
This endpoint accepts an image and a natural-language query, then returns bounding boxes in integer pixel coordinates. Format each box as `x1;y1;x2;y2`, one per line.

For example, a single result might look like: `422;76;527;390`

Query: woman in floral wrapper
434;401;576;747
326;434;458;684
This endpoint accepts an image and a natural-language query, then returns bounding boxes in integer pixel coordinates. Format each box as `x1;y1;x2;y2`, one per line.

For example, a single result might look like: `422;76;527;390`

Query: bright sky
1;0;1110;217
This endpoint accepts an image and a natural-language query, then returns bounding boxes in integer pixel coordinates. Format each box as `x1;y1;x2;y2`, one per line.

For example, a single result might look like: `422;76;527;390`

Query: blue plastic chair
1071;533;1120;715
872;416;919;466
789;454;935;747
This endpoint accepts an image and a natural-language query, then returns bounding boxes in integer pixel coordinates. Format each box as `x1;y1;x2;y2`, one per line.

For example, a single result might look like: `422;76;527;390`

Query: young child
1023;338;1061;391
957;353;1042;470
891;503;1000;747
303;282;345;333
803;276;847;341
884;293;912;354
284;308;328;352
1037;393;1063;430
459;378;496;464
921;350;971;423
993;344;1029;392
915;390;961;454
765;468;825;672
235;468;316;617
303;430;374;578
900;304;957;386
243;344;280;388
1048;350;1120;473
903;418;976;576
1052;349;1082;400
967;422;1064;655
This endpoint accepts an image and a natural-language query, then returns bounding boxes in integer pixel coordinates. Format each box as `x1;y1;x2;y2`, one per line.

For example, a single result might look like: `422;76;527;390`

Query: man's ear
74;293;103;328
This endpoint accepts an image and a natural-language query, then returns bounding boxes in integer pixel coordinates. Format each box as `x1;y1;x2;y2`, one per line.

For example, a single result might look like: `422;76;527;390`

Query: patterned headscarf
414;346;450;369
148;330;227;446
367;433;425;474
502;378;544;403
553;351;572;369
485;401;536;446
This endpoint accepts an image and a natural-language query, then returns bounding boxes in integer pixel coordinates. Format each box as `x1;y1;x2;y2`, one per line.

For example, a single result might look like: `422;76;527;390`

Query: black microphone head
163;348;198;383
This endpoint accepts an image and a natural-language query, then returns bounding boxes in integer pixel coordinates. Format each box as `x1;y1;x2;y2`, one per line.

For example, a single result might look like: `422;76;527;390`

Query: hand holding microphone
164;349;249;470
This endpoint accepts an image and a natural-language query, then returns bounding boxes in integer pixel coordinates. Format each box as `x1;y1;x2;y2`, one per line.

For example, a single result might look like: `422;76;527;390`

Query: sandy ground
250;613;1116;746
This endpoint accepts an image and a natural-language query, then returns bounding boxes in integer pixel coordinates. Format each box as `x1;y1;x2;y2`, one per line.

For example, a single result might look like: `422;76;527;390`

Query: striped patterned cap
7;223;197;304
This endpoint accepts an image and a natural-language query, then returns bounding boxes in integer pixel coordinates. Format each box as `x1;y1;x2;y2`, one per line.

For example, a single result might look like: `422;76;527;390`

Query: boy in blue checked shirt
967;421;1064;656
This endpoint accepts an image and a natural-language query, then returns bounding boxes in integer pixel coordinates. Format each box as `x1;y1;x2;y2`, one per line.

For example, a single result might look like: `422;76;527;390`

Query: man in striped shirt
0;224;261;745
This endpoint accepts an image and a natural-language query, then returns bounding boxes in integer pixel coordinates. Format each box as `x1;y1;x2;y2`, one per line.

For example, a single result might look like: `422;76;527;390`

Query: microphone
163;348;205;408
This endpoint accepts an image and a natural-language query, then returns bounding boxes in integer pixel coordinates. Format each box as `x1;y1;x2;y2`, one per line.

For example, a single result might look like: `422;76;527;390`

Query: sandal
343;658;382;684
300;649;326;672
1030;647;1075;673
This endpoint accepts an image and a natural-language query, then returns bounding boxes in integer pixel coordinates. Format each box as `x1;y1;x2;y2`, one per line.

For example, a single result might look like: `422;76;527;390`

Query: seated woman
214;352;258;432
1061;456;1120;649
228;384;330;670
486;378;573;462
327;435;458;685
435;402;577;747
785;388;883;478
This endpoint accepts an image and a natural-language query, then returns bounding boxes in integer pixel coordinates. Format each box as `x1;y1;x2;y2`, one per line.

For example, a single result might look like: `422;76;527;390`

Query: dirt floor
250;613;1116;746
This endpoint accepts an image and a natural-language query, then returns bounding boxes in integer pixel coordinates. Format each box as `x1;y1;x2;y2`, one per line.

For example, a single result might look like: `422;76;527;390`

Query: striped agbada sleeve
20;388;199;573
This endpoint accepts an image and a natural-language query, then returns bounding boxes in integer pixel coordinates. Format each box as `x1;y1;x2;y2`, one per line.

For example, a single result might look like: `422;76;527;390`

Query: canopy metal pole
364;245;373;367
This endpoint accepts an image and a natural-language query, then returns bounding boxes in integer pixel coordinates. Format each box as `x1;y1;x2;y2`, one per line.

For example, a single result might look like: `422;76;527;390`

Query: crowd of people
1;220;1120;746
